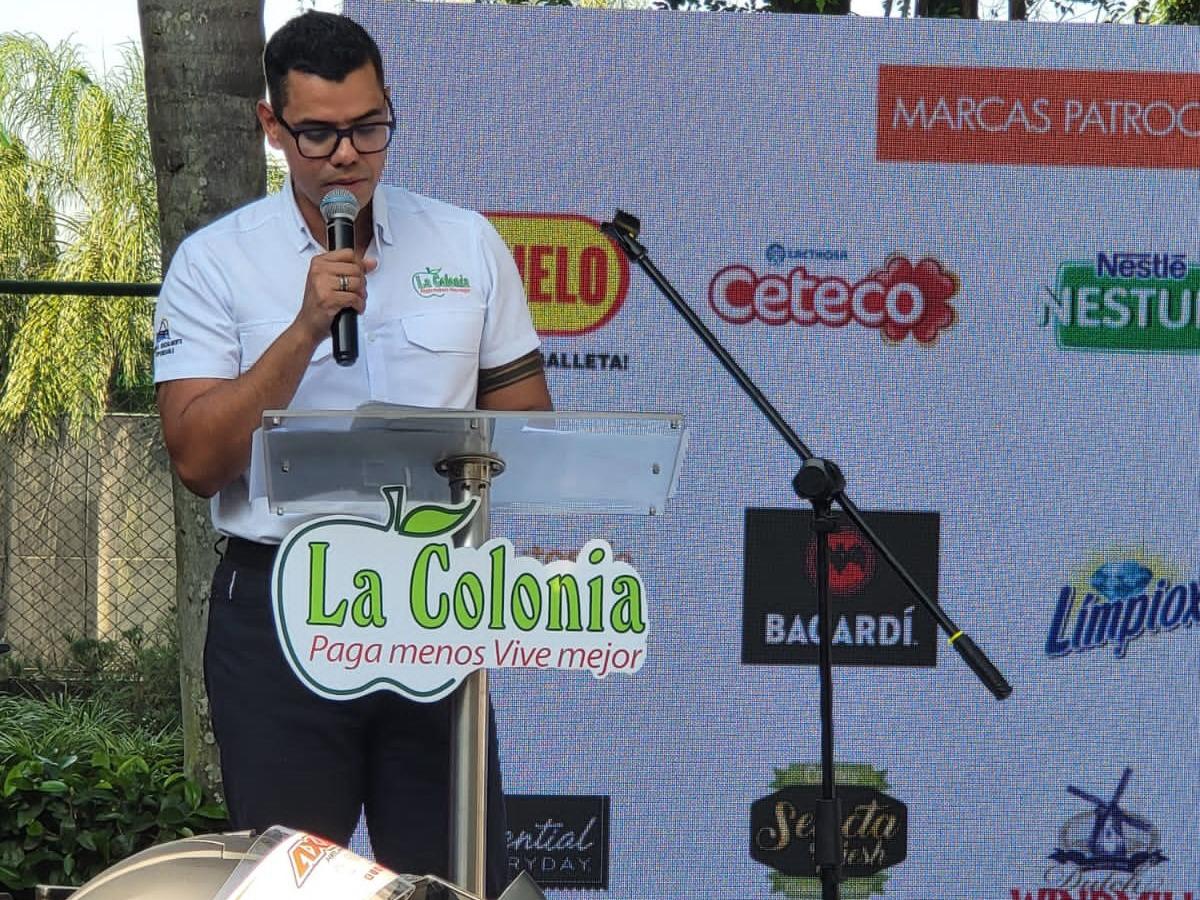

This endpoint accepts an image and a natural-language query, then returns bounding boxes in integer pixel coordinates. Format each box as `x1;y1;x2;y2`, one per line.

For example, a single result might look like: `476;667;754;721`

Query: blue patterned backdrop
344;5;1200;896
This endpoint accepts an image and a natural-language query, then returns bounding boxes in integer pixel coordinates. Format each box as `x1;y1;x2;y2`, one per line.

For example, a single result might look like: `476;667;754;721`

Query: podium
260;406;686;897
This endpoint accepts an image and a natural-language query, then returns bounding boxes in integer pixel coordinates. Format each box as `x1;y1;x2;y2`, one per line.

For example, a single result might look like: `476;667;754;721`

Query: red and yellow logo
487;213;629;336
288;833;337;887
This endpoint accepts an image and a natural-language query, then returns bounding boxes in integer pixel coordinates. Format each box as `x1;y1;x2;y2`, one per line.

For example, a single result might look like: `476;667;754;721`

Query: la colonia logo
271;486;650;703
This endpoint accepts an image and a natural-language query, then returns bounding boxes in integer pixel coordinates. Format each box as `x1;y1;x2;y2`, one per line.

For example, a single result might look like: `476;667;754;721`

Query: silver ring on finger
338;274;349;293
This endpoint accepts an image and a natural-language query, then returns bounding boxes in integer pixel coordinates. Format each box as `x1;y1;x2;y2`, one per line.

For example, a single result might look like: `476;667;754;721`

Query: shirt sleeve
475;213;541;370
153;238;241;383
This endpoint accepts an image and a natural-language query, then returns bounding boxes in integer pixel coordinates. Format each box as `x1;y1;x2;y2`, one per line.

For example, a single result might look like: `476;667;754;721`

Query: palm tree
139;0;266;796
0;34;158;440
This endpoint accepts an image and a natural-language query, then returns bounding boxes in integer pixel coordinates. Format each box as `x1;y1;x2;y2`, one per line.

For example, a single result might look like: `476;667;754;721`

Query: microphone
320;187;360;366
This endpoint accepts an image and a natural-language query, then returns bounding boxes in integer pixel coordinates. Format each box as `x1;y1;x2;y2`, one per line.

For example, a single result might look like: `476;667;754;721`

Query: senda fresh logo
486;213;629;337
878;65;1200;168
708;255;960;345
1040;252;1200;353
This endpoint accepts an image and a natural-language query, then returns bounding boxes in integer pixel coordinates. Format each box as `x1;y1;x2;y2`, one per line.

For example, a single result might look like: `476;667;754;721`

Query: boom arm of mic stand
601;211;1012;701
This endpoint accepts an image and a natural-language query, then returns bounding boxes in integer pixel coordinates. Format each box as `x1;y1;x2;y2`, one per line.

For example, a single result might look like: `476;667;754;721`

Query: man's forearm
160;322;322;497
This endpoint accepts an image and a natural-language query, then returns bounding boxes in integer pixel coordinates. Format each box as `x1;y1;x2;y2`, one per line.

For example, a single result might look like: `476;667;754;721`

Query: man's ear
256;99;284;151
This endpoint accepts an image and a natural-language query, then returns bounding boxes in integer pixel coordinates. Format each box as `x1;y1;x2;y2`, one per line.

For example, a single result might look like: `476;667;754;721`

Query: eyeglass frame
273;98;396;160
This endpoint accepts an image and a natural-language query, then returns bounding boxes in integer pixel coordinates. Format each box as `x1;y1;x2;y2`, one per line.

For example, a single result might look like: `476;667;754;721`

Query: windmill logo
1049;769;1167;874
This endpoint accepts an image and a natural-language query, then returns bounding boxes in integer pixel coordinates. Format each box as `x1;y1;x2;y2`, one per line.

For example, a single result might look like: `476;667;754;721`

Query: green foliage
267;154;288;194
2;626;183;735
0;33;159;440
1149;0;1199;21
0;694;227;893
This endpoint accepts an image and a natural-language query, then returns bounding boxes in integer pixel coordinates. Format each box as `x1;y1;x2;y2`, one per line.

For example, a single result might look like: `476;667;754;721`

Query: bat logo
805;526;876;597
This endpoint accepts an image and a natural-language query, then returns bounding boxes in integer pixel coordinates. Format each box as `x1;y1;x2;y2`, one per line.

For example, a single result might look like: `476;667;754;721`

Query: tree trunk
137;0;266;798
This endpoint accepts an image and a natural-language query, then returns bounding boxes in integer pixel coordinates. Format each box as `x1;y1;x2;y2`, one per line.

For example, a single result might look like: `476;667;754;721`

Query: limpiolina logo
1039;253;1200;352
1043;549;1197;660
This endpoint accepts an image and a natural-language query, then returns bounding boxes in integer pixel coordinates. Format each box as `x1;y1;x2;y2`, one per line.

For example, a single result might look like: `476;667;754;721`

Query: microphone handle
327;217;358;366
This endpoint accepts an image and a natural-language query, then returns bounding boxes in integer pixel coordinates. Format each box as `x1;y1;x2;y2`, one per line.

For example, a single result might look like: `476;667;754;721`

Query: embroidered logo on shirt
154;318;183;357
411;266;471;298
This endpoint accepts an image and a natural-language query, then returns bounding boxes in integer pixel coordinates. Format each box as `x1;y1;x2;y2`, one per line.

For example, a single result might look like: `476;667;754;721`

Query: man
153;11;550;895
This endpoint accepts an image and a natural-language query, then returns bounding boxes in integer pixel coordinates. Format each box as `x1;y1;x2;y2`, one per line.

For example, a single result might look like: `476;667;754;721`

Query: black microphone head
320;187;359;223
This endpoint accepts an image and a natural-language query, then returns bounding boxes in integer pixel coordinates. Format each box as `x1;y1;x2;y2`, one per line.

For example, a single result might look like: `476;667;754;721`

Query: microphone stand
600;211;1011;900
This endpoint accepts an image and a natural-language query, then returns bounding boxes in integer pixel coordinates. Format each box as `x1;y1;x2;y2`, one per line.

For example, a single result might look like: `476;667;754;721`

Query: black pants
205;537;508;896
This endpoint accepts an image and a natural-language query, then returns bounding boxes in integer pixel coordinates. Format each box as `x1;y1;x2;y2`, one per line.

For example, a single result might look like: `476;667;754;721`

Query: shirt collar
372;185;394;247
280;176;394;252
281;176;320;253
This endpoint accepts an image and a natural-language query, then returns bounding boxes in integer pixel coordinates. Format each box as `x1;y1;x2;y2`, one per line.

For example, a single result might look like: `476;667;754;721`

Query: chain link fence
0;419;175;667
0;414;176;665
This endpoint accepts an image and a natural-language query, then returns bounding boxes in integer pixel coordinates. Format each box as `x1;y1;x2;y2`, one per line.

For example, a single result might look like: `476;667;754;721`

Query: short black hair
263;11;385;114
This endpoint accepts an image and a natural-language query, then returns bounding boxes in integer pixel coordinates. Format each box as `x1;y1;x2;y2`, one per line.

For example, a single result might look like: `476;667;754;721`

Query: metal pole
437;447;505;898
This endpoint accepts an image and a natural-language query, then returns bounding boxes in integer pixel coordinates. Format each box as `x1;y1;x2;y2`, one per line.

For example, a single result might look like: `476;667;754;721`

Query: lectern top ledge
260;405;688;517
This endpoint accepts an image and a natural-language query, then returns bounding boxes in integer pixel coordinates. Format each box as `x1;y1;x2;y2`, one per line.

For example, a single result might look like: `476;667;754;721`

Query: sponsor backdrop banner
347;4;1200;897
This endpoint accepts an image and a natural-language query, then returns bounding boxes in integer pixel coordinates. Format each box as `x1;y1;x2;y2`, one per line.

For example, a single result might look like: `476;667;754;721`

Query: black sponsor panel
742;509;938;666
750;785;908;877
505;794;609;889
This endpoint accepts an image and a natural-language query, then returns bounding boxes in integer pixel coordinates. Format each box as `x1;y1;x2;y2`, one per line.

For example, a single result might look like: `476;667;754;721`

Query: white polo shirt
153;181;540;543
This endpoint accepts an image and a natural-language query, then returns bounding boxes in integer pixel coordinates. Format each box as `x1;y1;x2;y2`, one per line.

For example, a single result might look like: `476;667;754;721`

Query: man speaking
153;11;551;896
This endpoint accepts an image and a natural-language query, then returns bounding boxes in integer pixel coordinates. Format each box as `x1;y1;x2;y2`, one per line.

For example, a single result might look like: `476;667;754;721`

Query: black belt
223;536;280;569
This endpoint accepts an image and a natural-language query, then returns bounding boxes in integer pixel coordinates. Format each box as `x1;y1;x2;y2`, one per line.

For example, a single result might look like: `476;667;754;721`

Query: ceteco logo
709;255;960;345
878;65;1200;168
1040;253;1200;353
487;213;629;336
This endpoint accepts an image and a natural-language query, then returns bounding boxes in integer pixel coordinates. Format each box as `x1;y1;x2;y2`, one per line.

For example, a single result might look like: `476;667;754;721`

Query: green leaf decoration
771;762;888;792
398;500;477;537
37;780;68;794
772;871;888;900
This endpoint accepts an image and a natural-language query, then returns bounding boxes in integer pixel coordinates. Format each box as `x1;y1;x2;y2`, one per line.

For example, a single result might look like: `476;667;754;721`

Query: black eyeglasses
276;101;396;159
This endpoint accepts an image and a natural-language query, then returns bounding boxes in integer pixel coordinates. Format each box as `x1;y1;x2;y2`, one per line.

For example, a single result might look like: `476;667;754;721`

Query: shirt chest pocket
374;309;486;406
237;320;291;373
238;320;338;373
